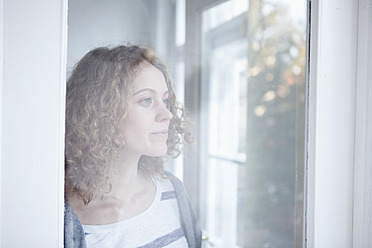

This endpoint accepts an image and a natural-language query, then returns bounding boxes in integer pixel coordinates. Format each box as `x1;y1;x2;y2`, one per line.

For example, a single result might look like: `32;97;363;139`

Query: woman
64;45;201;248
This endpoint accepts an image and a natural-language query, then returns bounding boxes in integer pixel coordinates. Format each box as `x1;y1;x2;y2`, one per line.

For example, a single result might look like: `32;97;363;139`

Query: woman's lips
151;130;168;138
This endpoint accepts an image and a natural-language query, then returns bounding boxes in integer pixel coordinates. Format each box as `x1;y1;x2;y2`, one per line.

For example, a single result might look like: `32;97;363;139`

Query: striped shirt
82;177;188;248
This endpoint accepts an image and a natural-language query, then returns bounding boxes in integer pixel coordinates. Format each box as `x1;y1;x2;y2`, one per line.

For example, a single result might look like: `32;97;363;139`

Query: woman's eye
139;97;153;106
163;98;170;108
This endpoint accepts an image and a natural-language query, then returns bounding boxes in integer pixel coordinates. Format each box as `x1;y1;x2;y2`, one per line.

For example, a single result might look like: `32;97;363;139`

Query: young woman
64;45;201;248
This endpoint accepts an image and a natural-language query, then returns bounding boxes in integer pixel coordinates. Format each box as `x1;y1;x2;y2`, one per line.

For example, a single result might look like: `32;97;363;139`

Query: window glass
67;0;308;247
199;0;308;247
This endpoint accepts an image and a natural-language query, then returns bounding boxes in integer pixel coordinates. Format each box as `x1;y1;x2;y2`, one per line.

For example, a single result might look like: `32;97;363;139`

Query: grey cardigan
64;172;202;248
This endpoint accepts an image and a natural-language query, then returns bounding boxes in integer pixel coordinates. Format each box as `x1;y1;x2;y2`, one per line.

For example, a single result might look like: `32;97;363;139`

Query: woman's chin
146;147;168;157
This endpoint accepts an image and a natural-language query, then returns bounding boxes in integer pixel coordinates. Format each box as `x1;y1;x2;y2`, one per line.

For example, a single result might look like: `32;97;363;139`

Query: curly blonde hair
65;45;192;205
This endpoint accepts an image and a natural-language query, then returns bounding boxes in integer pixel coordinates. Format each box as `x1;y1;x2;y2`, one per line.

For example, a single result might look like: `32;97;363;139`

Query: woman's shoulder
163;171;186;192
162;171;202;248
64;201;87;248
163;171;183;184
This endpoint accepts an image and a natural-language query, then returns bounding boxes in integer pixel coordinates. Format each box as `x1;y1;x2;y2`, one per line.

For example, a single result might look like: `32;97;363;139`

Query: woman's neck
70;153;157;225
106;158;146;202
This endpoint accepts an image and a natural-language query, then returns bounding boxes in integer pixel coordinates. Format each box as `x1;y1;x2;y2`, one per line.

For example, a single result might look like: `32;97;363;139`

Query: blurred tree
240;0;307;247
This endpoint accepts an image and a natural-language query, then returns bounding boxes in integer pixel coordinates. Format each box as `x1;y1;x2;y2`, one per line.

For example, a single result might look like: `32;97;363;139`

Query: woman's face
121;62;173;158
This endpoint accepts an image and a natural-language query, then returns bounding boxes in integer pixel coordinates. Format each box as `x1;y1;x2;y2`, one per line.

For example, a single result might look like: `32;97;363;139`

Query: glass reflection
200;0;307;247
66;0;308;246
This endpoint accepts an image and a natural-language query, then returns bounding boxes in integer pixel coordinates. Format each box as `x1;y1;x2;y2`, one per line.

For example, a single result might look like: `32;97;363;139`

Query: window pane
205;39;247;160
200;0;308;247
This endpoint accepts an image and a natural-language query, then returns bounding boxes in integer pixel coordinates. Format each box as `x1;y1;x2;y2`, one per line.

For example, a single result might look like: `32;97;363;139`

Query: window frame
306;0;370;247
352;0;372;247
0;0;371;247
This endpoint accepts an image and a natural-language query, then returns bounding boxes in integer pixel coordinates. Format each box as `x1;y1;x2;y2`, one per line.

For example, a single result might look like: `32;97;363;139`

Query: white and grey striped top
82;177;188;248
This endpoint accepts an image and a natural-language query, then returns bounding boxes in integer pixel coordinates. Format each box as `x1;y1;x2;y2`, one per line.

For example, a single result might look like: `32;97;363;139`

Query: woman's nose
156;104;173;122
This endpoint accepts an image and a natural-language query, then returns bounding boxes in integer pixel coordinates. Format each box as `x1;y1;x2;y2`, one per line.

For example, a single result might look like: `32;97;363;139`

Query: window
2;0;369;247
193;0;308;247
66;0;308;247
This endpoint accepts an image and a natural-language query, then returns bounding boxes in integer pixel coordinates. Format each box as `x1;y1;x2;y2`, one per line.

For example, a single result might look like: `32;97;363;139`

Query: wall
1;0;67;247
67;0;157;72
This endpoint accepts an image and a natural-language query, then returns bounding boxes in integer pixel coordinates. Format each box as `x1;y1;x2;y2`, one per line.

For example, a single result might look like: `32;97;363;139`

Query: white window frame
0;0;371;247
0;0;68;247
352;0;372;247
307;0;372;247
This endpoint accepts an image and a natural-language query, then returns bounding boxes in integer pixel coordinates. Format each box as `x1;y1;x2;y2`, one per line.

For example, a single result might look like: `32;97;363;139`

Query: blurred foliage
239;0;307;247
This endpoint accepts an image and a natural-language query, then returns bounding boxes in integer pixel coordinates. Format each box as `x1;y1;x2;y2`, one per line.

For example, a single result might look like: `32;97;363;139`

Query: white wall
67;0;157;72
1;0;67;247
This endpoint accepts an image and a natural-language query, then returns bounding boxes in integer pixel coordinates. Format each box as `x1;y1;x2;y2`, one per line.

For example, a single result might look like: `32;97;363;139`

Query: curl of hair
65;45;193;205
